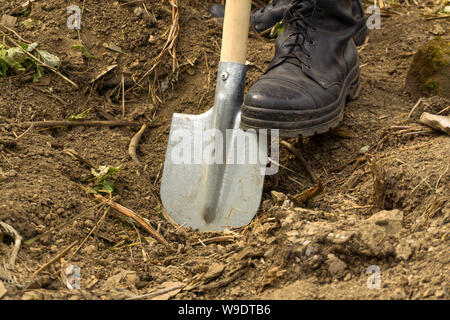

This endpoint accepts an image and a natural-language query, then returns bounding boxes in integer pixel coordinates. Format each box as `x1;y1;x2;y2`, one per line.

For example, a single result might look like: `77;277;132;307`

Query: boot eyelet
308;40;315;46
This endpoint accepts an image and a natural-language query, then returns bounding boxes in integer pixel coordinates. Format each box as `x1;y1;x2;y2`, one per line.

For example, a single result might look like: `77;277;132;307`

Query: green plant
84;166;120;194
0;41;60;82
72;44;99;59
68;108;91;121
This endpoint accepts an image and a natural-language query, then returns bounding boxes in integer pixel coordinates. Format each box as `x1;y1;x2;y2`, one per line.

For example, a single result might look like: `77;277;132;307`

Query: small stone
434;289;446;298
265;236;277;245
423;289;434;298
264;247;275;258
431;24;445;36
419;112;450;136
44;214;52;221
343;273;352;281
327;230;355;244
130;60;140;69
305;245;315;256
136;281;149;289
148;35;156;44
230;286;241;296
84;219;95;228
281;213;296;228
133;7;143;16
286;231;301;244
281;199;292;209
22;291;43;300
327;254;347;276
56;208;65;215
393;288;406;299
0;281;7;299
102;270;139;291
82;244;96;255
204;263;224;281
21;18;35;29
395;240;413;261
50;245;58;253
271;191;286;205
104;42;123;54
368;209;404;234
1;14;17;28
262;199;272;212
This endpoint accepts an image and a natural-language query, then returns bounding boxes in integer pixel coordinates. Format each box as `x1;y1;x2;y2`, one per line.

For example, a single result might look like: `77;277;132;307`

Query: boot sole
241;65;361;138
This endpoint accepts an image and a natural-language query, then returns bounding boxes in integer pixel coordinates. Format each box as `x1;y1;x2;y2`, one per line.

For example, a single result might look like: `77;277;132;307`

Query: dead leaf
203;263;224;282
289;179;324;206
151;281;184;300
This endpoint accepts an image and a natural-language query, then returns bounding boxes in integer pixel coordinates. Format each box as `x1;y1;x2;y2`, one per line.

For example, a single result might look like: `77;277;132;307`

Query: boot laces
280;1;316;69
258;0;282;14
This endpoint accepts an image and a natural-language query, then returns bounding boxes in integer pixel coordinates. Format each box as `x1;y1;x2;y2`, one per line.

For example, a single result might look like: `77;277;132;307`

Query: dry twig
281;140;318;183
33;241;78;277
9;120;149;128
82;186;174;251
128;124;148;164
127;0;179;92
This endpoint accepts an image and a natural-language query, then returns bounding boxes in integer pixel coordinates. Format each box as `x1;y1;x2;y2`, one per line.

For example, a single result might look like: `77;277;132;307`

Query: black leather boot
209;0;368;46
250;0;292;33
241;0;361;138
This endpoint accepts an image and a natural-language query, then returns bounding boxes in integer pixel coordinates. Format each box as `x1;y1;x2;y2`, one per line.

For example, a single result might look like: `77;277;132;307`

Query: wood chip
419;112;450;135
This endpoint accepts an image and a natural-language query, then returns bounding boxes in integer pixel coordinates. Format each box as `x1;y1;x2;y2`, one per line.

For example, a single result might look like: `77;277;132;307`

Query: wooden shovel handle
220;0;252;64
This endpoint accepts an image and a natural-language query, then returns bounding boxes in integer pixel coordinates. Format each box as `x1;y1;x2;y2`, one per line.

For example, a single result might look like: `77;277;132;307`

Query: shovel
160;0;266;232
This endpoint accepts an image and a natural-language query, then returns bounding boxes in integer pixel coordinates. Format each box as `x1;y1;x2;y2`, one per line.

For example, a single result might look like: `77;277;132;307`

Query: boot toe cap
244;78;316;111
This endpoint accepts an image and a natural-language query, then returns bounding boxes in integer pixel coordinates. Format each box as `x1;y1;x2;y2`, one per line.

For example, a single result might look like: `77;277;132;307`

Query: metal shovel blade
160;62;266;231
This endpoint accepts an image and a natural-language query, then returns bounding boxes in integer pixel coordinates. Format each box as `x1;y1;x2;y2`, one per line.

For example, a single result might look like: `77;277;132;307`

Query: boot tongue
285;0;315;21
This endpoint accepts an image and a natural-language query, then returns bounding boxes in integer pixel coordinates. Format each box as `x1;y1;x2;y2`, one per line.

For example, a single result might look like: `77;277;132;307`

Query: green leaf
0;60;7;78
94;180;115;194
68;108;91;121
72;44;100;60
33;65;44;83
19;42;29;50
1;54;25;71
37;49;60;67
83;165;120;195
270;21;284;38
